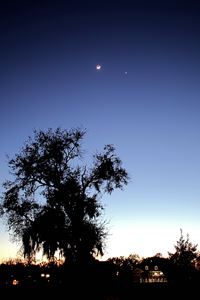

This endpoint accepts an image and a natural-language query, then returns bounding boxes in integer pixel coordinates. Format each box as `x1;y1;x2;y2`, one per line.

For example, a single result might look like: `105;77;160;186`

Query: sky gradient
0;0;200;261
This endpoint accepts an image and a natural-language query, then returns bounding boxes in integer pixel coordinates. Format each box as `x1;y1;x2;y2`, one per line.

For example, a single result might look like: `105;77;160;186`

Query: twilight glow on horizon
0;0;200;262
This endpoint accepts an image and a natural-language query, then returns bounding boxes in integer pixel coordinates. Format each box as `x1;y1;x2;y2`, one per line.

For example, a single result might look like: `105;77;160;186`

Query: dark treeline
0;229;200;297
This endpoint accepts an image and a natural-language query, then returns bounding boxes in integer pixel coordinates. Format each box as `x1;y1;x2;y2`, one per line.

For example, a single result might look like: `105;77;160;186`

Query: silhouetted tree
168;229;198;283
0;127;129;264
108;254;141;286
108;254;140;272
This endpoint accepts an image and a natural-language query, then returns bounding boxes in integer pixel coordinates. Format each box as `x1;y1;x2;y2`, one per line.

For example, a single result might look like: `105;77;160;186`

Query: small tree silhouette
0;127;129;264
168;229;198;283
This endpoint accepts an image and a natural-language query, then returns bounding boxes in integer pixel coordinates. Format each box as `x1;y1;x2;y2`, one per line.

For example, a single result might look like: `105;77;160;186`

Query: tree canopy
168;229;198;282
169;229;198;266
0;127;129;264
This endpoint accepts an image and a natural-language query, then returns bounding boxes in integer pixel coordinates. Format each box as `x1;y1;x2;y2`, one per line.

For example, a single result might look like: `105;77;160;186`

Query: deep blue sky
0;0;200;260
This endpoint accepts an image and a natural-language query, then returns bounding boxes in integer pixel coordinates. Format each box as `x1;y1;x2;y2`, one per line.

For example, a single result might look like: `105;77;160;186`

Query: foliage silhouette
108;254;141;287
168;229;198;283
0;127;129;264
0;250;200;296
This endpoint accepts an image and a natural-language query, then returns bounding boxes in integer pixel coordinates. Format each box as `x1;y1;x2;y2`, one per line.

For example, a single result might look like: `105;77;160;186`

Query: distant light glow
12;279;19;285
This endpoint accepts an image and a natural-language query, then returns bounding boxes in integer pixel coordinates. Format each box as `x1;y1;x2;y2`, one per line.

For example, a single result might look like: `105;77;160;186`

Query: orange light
12;279;19;285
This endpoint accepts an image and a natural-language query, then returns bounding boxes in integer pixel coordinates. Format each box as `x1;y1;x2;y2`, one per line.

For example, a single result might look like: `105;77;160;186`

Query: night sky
1;0;200;261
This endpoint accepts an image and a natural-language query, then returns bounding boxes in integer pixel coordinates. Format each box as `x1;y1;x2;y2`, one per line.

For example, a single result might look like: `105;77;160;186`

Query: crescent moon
96;64;101;70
